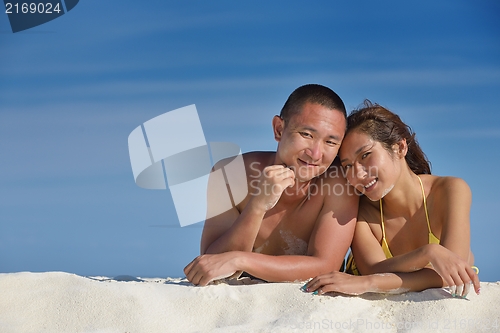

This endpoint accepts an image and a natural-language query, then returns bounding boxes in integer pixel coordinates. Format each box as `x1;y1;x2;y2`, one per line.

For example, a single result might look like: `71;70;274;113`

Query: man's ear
272;115;284;142
392;138;408;158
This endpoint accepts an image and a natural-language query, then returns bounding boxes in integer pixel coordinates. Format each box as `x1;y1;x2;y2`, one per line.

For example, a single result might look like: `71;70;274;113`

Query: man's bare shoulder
357;196;379;222
212;151;273;170
241;151;275;176
242;151;275;164
210;151;274;194
316;157;349;186
308;158;359;215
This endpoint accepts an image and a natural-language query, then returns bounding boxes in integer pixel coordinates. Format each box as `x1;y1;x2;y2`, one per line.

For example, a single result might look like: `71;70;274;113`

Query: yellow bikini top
380;175;440;259
346;175;479;276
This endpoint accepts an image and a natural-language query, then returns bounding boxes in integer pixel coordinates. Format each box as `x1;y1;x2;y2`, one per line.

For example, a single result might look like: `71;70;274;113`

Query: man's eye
299;132;312;138
326;140;338;146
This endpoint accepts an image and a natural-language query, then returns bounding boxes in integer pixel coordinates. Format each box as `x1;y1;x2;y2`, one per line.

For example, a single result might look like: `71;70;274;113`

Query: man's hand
249;165;295;212
200;163;295;255
184;252;242;286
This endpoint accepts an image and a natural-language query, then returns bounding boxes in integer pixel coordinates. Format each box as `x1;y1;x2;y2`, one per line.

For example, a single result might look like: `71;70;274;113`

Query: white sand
0;272;499;333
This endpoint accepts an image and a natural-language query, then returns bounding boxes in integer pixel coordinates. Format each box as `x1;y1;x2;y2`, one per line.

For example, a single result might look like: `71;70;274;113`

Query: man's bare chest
253;196;323;255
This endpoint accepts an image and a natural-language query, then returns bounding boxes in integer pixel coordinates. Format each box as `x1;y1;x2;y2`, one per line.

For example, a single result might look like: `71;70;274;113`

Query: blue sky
1;0;499;282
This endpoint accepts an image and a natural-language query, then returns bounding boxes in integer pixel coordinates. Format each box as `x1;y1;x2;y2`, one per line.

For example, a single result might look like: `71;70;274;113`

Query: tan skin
184;102;359;286
304;130;480;297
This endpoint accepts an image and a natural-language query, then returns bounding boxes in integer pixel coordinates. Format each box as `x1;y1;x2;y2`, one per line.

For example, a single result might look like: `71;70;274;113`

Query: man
184;84;358;285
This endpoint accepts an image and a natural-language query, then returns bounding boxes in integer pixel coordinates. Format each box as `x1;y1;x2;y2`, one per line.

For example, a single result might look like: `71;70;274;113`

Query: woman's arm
328;177;480;296
303;268;475;297
437;177;473;261
363;243;478;292
362;177;478;291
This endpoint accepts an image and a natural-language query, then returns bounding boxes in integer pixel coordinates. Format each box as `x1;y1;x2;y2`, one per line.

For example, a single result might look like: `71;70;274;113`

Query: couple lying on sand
184;84;480;299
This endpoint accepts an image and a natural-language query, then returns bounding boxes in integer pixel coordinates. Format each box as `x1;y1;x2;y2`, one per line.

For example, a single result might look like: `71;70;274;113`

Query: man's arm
185;176;359;285
200;197;264;254
201;156;295;254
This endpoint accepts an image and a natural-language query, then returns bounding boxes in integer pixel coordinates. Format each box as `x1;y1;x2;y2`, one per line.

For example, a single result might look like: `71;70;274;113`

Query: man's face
274;102;346;182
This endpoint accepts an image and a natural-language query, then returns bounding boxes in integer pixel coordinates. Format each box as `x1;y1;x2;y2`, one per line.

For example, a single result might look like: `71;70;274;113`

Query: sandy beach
0;271;498;333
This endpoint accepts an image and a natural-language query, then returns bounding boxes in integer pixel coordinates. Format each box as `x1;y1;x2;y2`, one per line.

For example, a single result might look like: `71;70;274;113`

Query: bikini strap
417;175;432;234
379;199;386;239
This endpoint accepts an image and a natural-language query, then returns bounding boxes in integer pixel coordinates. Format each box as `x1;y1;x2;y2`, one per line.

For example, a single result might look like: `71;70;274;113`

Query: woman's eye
361;152;371;159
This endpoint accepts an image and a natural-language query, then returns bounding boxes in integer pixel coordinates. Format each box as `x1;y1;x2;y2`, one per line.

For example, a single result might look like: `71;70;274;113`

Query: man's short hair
279;84;346;124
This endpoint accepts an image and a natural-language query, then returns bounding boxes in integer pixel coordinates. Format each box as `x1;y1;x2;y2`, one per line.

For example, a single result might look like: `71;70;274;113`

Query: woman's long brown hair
346;100;431;175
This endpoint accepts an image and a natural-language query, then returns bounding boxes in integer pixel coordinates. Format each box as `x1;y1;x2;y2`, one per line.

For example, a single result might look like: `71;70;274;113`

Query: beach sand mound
0;272;498;333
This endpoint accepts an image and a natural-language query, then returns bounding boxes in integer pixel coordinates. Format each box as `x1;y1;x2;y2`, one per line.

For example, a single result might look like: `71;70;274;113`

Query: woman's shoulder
422;174;471;198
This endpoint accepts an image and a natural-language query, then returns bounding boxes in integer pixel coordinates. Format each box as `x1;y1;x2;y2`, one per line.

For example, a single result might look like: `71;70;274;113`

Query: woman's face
339;130;401;201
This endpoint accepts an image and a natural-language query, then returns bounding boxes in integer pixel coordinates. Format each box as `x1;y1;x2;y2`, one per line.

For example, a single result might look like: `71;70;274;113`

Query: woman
303;101;480;298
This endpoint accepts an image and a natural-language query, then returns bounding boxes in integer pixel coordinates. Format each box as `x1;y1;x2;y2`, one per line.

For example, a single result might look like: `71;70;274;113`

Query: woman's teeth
365;179;377;189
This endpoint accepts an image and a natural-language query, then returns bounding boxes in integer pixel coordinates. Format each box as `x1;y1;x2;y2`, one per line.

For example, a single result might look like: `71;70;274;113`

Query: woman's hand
302;271;373;296
425;244;480;297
